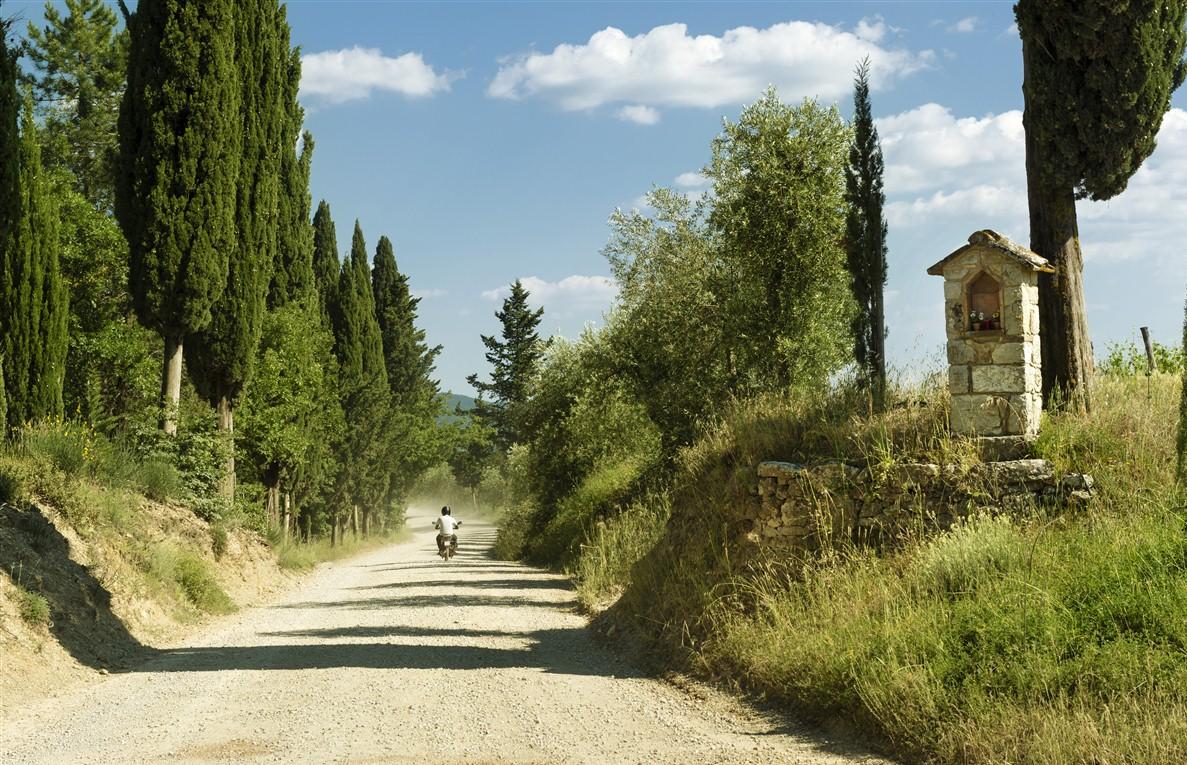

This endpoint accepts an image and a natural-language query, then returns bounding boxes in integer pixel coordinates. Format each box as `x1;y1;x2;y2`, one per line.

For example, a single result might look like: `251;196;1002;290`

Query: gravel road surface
0;507;892;764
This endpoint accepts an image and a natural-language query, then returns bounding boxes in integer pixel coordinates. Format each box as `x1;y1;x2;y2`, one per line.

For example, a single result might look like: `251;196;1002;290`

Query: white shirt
435;515;459;535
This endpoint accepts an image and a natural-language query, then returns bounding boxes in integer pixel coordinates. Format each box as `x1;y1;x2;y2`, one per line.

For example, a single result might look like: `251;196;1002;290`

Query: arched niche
966;271;1001;331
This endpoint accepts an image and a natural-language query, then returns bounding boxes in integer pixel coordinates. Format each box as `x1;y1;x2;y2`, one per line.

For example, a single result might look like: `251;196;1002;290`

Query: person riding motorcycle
434;506;461;558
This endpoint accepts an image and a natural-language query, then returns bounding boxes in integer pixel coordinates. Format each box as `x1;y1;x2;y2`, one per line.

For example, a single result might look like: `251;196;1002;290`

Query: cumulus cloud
617;104;661;125
674;172;709;188
301;47;456;104
947;17;979;34
481;276;618;314
878;104;1025;195
413;288;448;300
488;21;933;118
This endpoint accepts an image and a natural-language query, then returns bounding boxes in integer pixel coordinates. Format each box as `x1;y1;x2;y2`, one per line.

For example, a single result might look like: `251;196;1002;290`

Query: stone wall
745;459;1093;554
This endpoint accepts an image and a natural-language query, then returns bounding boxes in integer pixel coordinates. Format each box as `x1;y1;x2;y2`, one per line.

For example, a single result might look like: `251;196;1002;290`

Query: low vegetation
495;365;1186;765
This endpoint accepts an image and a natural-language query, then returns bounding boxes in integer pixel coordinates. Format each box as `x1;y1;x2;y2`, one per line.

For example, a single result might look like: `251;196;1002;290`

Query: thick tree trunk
217;396;235;501
1023;37;1095;412
161;335;184;436
265;482;280;530
303;511;312;543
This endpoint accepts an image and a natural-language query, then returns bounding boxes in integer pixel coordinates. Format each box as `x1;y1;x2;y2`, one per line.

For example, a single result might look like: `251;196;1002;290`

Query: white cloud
300;47;456;104
413;288;447;300
674;171;709;188
1004;22;1020;37
855;16;889;43
947;17;979;34
481;276;618;314
488;21;933;119
617;104;661;125
878;104;1024;195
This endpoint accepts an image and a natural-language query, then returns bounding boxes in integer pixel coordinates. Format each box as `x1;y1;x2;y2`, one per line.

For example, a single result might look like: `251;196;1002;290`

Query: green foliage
467;279;546;451
2;95;69;430
1016;0;1187;201
708;89;854;391
574;494;671;608
135;458;180;502
1100;340;1186;377
311;200;339;319
23;0;126;211
0;24;20;414
116;0;239;342
188;0;287;417
149;543;235;614
912;514;1026;597
845;60;888;408
16;586;50;626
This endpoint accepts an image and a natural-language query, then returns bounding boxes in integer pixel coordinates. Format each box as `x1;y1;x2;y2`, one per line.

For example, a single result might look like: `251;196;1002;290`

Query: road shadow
257;625;526;640
0;503;147;670
123;627;643;679
348;577;572;592
279;592;575;610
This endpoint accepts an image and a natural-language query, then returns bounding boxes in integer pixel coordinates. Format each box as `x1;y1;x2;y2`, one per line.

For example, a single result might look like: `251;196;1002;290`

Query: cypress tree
1016;0;1187;410
189;0;286;499
466;280;545;451
329;222;390;535
311;200;340;320
115;0;240;435
20;95;68;422
0;12;21;431
845;59;888;412
372;235;442;503
371;235;441;410
269;37;315;308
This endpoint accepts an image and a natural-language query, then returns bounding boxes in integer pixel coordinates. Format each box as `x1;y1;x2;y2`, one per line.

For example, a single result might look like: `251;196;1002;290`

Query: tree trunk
161;334;184;436
217;396;235;501
303;511;312;543
871;280;887;412
265;483;280;530
1023;36;1095;412
282;492;292;539
351;505;360;540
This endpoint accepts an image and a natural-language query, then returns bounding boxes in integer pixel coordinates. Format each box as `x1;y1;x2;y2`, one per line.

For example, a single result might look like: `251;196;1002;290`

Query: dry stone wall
746;459;1093;554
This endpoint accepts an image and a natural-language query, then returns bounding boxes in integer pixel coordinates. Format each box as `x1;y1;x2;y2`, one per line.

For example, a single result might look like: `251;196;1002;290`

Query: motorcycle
436;521;461;561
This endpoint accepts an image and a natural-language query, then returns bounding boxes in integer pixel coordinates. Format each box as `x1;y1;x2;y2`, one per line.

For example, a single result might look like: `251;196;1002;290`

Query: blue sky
14;2;1187;394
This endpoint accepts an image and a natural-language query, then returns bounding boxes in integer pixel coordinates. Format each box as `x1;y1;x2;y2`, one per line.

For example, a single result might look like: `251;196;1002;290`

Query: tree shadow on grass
0;503;147;670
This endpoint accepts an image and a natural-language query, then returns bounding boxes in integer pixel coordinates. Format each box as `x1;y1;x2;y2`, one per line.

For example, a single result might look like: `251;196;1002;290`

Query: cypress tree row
844;59;888;412
116;0;240;436
189;0;287;499
0;13;20;431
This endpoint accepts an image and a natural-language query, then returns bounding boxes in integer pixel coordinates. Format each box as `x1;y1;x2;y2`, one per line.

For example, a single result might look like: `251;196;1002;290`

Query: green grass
148;543;236;615
268;526;411;572
16;586;50;627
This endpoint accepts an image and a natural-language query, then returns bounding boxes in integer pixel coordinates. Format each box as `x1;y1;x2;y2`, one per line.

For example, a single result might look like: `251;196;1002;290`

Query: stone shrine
928;230;1051;443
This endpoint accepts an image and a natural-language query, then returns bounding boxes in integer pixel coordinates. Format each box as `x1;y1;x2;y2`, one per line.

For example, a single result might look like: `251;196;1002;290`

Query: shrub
149;543;235;614
19;420;90;476
135;459;180;502
209;524;228;559
0;461;23;505
16;587;50;627
912;513;1027;597
574;493;671;608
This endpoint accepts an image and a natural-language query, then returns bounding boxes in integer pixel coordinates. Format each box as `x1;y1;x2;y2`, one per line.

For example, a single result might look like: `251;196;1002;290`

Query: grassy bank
509;372;1187;764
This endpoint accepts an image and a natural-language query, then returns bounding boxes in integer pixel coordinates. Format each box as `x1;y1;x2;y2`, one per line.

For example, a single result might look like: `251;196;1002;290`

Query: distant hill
439;392;477;424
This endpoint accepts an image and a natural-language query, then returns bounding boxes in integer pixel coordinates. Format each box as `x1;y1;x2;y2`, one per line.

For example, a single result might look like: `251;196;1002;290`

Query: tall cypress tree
372;235;442;503
1016;0;1187;410
0;12;20;431
269;36;315;309
329;222;390;535
189;0;286;499
845;59;888;412
20;96;68;422
371;235;441;410
467;280;545;451
311;200;340;320
115;0;240;435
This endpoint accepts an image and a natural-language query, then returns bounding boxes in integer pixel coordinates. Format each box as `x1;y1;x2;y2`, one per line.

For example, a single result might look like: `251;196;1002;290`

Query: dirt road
0;508;890;764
